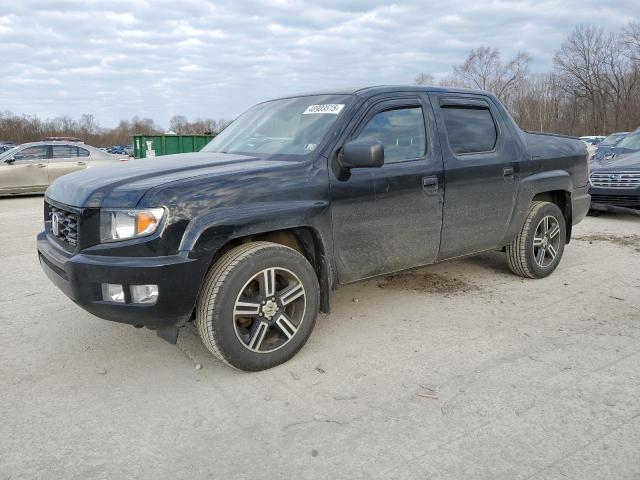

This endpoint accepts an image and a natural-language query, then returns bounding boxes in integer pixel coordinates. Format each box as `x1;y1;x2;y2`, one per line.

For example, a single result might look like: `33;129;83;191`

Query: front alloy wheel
233;267;306;353
196;242;319;371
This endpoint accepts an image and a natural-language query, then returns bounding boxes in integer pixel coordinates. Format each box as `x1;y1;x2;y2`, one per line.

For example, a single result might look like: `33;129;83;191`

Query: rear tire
506;201;566;279
196;241;319;371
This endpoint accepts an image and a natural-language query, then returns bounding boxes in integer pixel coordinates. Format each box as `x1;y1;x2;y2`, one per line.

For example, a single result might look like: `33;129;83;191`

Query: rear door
429;94;521;259
329;95;444;283
0;145;50;193
48;145;88;183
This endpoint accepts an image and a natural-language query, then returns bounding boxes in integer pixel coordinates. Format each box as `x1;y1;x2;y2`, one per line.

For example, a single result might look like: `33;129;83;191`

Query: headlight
100;208;165;242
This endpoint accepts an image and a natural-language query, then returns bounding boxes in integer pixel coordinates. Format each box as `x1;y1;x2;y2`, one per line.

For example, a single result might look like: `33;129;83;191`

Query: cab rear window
441;106;497;155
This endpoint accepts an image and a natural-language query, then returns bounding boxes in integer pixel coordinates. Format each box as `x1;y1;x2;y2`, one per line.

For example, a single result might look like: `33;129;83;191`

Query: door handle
77;161;87;166
37;163;47;168
503;166;514;179
422;176;438;194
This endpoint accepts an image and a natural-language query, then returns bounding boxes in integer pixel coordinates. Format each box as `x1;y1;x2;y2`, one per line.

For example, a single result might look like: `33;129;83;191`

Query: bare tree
414;72;435;85
79;114;99;134
602;33;640;131
452;46;531;100
623;21;640;62
438;75;467;88
413;22;640;135
168;115;188;134
554;25;610;133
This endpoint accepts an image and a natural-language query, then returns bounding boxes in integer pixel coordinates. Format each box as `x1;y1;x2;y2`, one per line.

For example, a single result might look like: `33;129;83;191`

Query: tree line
0;112;231;147
415;22;640;136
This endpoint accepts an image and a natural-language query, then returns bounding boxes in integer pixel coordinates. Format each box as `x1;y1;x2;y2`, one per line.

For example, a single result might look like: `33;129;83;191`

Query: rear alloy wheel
532;215;562;269
506;201;566;278
196;242;319;371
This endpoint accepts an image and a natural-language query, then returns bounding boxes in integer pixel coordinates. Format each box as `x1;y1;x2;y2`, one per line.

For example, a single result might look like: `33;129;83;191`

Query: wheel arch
192;225;333;314
531;190;572;243
504;170;575;245
179;200;334;313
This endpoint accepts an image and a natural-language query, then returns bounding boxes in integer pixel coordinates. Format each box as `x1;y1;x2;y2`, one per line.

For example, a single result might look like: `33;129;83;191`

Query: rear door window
52;146;79;158
441;106;497;155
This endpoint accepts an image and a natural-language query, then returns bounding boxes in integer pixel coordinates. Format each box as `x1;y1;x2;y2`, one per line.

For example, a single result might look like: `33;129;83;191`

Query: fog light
102;283;125;303
130;284;159;305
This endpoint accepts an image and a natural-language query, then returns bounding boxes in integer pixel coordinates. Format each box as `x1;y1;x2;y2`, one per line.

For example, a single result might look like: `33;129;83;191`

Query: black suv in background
37;86;590;371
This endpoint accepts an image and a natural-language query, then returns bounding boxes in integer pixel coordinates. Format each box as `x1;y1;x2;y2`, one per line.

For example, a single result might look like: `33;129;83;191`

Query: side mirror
341;140;384;169
4;158;15;164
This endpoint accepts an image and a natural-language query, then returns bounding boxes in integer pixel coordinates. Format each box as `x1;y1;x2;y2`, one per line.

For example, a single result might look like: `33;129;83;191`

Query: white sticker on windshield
303;104;345;115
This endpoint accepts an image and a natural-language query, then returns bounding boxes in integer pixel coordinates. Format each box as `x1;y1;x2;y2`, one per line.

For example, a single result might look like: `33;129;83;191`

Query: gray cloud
0;0;637;127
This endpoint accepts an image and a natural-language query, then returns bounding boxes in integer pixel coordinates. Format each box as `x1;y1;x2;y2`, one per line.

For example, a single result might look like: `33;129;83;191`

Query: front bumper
589;185;640;209
37;230;209;328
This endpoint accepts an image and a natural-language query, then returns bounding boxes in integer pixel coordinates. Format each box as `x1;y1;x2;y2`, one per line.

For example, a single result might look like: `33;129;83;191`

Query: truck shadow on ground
456;251;515;276
171;254;512;373
78;247;533;376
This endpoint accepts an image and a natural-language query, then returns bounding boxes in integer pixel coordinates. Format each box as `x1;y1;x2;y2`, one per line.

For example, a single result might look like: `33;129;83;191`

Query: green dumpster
133;134;215;159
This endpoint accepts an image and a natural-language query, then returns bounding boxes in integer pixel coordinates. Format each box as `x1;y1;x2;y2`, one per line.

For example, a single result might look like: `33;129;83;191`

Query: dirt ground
1;195;639;480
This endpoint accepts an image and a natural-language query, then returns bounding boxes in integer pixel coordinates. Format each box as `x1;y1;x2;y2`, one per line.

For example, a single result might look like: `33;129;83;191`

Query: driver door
0;145;50;194
329;96;444;283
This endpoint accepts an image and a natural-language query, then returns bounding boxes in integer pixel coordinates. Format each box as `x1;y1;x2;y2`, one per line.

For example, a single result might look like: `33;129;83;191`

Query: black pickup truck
37;86;590;371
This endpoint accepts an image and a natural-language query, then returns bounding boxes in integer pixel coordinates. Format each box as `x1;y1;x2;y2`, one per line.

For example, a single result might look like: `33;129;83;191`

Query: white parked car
0;141;128;196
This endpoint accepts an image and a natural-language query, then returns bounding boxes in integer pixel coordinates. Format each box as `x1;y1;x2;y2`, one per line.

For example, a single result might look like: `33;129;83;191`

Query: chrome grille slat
590;171;640;189
47;203;79;247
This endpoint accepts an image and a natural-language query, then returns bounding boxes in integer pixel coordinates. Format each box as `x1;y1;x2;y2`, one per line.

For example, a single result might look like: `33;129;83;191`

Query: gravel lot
1;195;639;480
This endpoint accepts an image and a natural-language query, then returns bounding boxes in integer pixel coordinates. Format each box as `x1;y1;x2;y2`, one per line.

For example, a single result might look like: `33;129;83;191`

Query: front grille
591;194;640;207
589;171;640;189
47;202;79;247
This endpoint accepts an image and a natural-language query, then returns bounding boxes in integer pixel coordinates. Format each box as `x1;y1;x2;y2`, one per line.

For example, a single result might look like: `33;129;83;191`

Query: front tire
506;201;566;279
196;242;319;371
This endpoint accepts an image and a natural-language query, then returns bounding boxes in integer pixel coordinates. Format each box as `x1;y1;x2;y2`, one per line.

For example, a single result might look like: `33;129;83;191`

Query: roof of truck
270;85;493;100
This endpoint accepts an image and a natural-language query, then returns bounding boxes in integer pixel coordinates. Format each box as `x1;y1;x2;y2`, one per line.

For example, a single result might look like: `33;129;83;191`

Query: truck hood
46;151;287;208
590;150;640;171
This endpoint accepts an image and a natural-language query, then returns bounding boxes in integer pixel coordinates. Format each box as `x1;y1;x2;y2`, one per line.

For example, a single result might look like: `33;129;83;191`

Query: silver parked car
0;141;127;196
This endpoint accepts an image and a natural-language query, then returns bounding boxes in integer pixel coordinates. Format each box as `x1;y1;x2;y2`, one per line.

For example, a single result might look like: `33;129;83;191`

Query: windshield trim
0;146;19;160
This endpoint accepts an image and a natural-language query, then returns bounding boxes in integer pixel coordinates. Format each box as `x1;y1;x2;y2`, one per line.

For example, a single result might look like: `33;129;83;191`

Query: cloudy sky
0;0;637;128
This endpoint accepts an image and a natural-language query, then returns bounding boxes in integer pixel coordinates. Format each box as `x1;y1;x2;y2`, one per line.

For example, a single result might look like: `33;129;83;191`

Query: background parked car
589;150;640;210
105;144;133;156
0;141;127;196
580;135;606;159
594;128;640;163
591;132;629;163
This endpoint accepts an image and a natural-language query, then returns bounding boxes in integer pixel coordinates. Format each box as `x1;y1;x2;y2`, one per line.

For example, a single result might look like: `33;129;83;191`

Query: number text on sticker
303;104;345;115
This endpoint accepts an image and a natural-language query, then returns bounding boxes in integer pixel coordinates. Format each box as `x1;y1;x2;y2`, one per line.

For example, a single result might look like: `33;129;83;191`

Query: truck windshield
203;94;353;158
